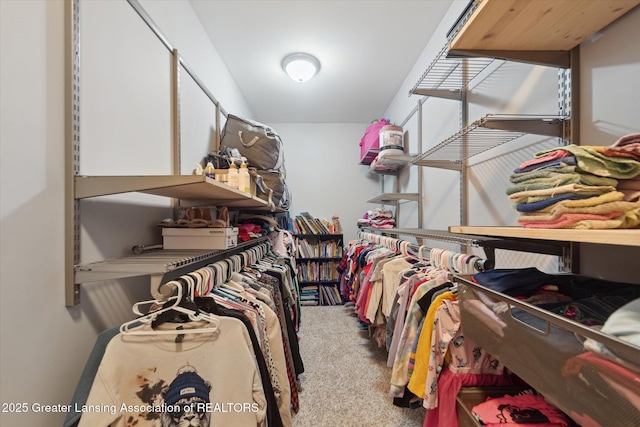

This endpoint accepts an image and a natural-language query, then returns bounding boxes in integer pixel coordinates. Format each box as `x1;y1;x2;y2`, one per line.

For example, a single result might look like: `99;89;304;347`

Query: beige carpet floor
291;305;425;427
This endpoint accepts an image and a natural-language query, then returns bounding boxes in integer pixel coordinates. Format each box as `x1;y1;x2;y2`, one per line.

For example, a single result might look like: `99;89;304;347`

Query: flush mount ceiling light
281;53;321;82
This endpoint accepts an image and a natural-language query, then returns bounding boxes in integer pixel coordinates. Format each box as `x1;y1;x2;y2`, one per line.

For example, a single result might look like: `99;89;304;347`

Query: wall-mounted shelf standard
447;0;640;67
75;175;276;210
367;193;420;205
450;226;640;247
410;114;567;165
410;44;496;98
76;236;269;300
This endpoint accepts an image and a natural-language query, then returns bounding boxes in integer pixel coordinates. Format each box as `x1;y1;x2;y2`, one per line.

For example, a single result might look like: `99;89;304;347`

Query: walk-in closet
1;1;639;426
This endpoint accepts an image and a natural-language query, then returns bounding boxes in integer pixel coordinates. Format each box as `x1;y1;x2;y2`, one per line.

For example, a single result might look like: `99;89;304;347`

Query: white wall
271;123;380;243
0;0;253;425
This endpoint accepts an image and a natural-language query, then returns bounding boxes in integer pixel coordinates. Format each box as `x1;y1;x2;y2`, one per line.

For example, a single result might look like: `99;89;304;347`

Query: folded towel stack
507;134;640;229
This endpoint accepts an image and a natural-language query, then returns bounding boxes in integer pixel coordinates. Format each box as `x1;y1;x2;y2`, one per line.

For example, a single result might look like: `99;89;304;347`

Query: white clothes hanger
121;280;220;336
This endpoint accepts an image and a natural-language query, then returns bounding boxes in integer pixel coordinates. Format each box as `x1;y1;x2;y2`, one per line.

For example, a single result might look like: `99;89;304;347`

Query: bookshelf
295;233;344;306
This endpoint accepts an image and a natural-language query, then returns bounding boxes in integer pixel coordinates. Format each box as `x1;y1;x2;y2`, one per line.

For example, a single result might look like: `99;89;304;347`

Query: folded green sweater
536;145;640;179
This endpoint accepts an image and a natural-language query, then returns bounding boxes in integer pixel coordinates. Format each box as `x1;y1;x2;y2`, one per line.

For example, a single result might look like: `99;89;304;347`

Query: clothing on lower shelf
471;393;576;427
465;268;640;426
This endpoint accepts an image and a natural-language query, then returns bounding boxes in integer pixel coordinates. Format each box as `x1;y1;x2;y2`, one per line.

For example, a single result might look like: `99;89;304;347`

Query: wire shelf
411;114;567;164
410;44;495;95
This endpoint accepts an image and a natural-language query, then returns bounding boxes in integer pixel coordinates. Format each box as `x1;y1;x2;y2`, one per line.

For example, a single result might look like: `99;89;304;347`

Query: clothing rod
358;231;493;272
154;237;270;298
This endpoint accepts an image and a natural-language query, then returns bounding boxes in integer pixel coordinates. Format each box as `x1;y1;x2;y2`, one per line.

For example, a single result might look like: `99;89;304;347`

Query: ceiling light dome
282;53;321;82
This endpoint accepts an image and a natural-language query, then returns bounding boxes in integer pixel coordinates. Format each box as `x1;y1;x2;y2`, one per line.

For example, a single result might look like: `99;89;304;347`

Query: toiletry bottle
238;158;251;194
227;161;239;189
204;162;214;178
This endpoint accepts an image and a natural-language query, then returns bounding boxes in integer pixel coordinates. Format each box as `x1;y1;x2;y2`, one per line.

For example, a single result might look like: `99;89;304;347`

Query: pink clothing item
521;150;573;169
355;263;374;323
422;367;513;427
618;176;640;191
471;394;574;427
612;133;640;147
518;211;622;228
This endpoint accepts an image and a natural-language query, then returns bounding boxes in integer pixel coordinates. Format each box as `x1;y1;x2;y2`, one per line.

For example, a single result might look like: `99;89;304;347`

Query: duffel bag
251;169;291;211
221;114;286;173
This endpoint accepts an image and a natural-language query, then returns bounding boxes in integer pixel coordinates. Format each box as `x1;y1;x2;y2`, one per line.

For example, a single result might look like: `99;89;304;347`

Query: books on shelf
297;260;340;282
318;284;342;306
300;284;342;306
292;212;339;235
294;238;343;259
300;285;319;306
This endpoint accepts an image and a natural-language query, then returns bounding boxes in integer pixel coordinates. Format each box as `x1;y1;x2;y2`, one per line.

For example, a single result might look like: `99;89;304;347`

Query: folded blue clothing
516;193;593;212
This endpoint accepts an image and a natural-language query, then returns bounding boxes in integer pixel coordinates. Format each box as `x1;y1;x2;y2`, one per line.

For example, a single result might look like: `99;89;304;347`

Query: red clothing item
520;150;573;169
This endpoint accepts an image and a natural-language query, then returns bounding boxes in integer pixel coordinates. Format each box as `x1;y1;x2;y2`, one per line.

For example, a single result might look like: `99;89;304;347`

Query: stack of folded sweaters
507;133;640;229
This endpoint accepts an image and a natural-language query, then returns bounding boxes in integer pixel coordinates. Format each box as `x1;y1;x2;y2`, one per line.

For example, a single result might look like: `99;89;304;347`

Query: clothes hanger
120;281;220;335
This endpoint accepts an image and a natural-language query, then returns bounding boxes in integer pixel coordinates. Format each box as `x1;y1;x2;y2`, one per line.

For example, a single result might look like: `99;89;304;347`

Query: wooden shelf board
449;226;640;247
450;0;640;52
75;175;271;209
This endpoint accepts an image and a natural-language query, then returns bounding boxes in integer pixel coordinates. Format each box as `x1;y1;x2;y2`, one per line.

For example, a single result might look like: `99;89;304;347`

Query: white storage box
162;227;238;250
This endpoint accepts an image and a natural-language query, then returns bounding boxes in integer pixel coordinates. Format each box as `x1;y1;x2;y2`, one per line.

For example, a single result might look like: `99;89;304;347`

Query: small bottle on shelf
227;161;239;189
238;158;251;194
204;162;215;178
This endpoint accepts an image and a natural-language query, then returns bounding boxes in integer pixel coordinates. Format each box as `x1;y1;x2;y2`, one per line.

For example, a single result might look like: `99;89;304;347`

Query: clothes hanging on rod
338;232;511;427
67;238;302;427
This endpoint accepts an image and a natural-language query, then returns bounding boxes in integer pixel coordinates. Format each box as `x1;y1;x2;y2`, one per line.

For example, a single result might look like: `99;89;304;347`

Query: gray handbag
221;114;286;174
251;168;291;211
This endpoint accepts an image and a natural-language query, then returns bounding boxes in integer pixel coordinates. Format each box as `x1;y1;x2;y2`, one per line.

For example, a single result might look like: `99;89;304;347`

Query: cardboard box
162;227;238;250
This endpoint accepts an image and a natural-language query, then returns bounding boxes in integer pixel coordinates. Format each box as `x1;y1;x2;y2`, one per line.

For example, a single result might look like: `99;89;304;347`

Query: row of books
295;239;343;258
291;212;338;235
297;261;340;282
299;284;343;306
300;285;319;306
319;285;342;306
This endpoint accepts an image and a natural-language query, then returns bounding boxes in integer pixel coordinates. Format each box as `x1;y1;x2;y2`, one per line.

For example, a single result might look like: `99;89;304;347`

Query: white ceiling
188;0;454;124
